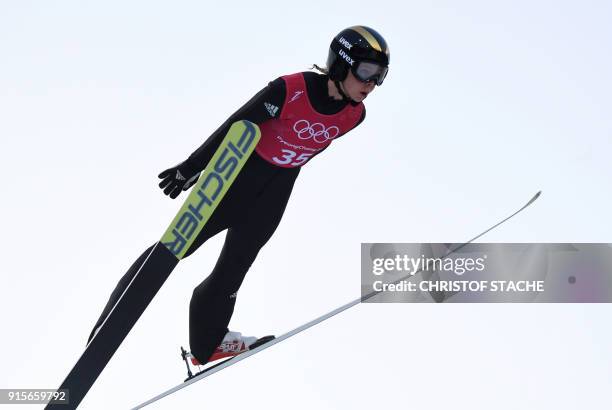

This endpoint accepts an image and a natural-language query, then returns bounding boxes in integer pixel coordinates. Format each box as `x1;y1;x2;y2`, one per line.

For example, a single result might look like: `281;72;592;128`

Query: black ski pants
89;153;299;363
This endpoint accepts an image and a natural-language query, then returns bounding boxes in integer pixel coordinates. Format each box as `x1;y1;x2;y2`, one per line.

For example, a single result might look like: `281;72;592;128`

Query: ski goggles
352;61;389;86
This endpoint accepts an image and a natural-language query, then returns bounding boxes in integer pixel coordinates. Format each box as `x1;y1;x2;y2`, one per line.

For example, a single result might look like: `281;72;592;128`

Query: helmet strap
334;80;352;103
334;79;361;106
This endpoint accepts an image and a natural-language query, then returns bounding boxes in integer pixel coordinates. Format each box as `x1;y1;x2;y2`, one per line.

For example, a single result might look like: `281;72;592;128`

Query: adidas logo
264;102;279;117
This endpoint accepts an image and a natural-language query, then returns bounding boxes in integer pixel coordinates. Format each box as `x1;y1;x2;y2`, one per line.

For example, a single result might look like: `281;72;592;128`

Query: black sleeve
185;77;286;171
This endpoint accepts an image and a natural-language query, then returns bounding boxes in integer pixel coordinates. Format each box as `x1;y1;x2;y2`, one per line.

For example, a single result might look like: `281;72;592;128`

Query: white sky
1;1;611;409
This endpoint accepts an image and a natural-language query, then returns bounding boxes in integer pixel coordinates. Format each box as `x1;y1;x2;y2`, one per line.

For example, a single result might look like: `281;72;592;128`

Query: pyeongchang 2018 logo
293;119;340;144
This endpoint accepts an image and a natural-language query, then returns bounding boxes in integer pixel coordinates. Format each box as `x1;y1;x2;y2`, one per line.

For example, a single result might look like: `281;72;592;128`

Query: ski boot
181;331;275;380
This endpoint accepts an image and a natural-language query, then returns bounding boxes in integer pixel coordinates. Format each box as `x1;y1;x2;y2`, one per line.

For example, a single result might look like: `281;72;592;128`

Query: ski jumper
89;72;365;364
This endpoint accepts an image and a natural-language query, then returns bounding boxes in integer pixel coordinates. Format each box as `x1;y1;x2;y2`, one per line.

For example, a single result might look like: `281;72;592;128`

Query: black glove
158;161;201;199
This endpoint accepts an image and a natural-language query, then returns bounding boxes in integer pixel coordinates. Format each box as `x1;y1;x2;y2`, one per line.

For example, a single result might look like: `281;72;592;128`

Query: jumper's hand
158;161;201;199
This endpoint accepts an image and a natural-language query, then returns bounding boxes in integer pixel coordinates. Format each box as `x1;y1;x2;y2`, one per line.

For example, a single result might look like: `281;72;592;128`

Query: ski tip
526;190;542;207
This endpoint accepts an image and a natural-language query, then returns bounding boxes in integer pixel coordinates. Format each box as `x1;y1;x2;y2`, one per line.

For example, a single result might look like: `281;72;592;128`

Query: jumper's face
342;71;377;102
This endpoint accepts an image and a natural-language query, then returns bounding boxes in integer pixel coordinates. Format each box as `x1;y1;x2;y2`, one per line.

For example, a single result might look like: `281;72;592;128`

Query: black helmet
327;26;390;86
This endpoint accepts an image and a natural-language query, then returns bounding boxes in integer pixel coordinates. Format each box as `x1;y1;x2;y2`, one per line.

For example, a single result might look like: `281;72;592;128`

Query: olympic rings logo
293;119;340;144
